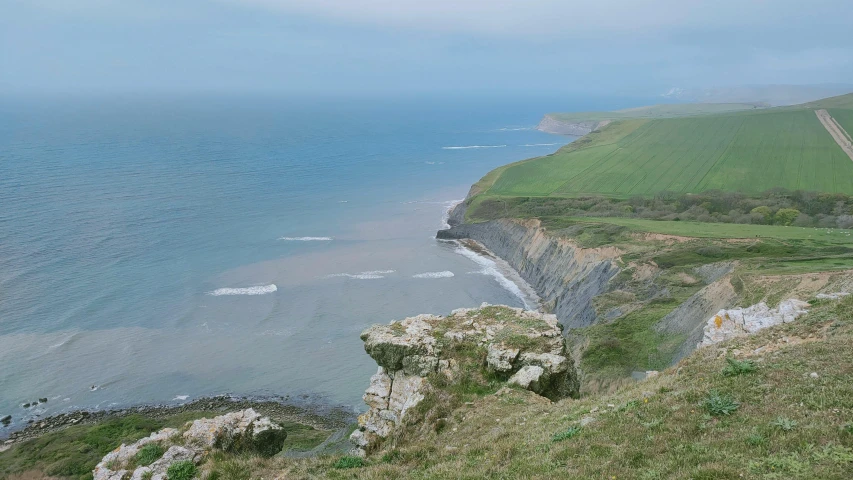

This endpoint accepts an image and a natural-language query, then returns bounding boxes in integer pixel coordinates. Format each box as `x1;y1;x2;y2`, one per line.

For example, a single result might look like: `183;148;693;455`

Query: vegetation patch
721;358;757;377
333;456;366;469
134;443;165;467
165;460;197;480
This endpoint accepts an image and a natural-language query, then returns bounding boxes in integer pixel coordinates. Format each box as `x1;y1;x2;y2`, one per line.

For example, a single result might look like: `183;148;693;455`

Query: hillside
483;94;853;201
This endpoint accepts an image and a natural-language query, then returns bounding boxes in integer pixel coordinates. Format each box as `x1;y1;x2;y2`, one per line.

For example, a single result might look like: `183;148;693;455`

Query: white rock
700;299;811;347
810;372;819;379
508;366;545;392
486;344;520;372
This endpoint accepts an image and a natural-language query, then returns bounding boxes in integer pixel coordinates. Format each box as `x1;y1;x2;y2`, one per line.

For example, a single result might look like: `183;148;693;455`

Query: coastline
0;395;356;450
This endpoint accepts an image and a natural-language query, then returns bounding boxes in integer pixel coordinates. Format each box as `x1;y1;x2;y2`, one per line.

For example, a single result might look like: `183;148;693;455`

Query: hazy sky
2;0;851;95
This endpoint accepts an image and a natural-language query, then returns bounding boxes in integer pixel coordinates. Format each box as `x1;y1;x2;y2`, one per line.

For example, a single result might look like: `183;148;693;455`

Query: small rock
809;372;819;379
580;416;596;427
1;415;11;425
39;398;48;404
22;403;30;409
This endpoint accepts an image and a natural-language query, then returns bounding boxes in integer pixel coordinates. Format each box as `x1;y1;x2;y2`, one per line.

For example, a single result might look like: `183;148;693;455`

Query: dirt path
816;109;853;161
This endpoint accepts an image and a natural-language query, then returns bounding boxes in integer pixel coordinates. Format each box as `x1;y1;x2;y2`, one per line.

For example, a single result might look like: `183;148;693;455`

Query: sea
0;93;654;431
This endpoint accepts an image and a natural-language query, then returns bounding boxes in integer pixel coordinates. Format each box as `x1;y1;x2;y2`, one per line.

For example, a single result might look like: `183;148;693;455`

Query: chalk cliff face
438;218;621;328
350;305;578;455
536;115;611;136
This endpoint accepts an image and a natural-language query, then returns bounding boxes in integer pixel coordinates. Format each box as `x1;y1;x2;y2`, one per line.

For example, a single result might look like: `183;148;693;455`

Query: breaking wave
326;270;395;280
208;284;278;296
279;236;333;241
442;145;506;150
520;143;560;147
413;271;455;279
452;245;540;310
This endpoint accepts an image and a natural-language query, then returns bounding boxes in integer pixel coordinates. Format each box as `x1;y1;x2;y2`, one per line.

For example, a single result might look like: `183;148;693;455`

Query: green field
479;94;853;199
560;217;853;243
547;102;764;123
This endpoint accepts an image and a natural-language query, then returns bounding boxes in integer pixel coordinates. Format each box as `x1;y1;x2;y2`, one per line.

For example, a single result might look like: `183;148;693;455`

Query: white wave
338;200;348;203
207;284;278;296
279;236;333;241
520;143;561;147
173;395;189;401
497;126;532;131
452;243;541;310
442;145;506;150
441;199;464;230
425;161;445;165
413;271;455;279
326;270;395;280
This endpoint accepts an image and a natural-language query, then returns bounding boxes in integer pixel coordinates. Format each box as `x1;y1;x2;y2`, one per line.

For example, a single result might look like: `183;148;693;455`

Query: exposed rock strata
350;305;578;455
438;219;620;328
699;299;811;347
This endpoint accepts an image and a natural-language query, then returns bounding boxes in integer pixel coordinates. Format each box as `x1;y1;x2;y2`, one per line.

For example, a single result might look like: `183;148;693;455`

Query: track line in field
816;109;853;162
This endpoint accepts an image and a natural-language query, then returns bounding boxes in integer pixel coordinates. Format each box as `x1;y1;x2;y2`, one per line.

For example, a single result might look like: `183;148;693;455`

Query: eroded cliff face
536;115;611;136
438;219;621;328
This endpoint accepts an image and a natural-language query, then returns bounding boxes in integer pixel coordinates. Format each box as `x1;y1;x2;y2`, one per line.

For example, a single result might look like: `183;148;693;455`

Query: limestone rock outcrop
350;304;579;455
699;299;811;347
93;409;284;480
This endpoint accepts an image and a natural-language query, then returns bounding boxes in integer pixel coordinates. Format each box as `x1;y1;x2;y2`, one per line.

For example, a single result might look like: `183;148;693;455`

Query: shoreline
0;394;356;449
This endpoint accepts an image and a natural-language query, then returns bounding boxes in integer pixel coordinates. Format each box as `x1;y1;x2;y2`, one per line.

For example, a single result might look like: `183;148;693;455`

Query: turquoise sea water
0;94;651;431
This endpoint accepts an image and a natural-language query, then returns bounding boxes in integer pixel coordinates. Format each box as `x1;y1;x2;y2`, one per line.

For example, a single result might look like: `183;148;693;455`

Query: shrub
771;417;798;432
166;460;198;480
552;426;582;442
703;391;740;416
722;358;757;377
750;206;773;224
774;208;800;226
135;443;165;467
334;456;366;469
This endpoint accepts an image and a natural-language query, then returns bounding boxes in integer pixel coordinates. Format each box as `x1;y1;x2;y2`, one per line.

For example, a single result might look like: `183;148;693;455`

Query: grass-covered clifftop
473;93;853;202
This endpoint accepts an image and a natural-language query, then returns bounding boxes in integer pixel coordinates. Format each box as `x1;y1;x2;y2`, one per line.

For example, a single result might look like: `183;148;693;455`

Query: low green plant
166;460;198;480
702;391;740;416
552;426;582;442
771;416;798;432
722;357;757;377
135;443;165;467
333;456;366;469
745;433;766;446
142;471;154;480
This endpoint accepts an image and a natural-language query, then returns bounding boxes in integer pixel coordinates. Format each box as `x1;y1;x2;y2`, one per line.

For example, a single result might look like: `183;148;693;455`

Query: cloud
224;0;851;37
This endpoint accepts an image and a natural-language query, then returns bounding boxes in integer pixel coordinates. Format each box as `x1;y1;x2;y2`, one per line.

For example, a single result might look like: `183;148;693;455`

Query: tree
774;208;800;226
750;206;773;224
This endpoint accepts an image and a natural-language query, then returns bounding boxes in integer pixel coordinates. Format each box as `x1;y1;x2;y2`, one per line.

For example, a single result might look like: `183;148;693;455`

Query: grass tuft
721;357;757;377
166;460;197;480
702;390;740;416
551;426;582;442
333;456;366;469
135;443;165;467
771;416;798;432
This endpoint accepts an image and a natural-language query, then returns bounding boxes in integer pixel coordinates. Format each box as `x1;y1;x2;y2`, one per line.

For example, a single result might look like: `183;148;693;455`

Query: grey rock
438;219;620;328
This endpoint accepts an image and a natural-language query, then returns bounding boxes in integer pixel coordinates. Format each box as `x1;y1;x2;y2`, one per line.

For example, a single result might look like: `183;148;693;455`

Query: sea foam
453;245;540;310
207;284;278;296
413;271;455;279
326;270;395;280
279;236;333;241
442;145;506;150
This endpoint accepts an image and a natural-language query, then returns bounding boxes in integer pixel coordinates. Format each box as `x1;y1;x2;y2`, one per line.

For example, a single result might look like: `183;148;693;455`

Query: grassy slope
230;297;853;479
547;102;764;123
476;93;853;203
489;108;853;197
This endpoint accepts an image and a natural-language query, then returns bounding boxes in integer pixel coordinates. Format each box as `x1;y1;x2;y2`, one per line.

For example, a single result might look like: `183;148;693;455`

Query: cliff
438;218;620;329
536;114;611;136
349;305;578;455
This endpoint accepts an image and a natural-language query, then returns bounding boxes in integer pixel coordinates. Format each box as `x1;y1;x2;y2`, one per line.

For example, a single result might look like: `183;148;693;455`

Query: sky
2;0;852;96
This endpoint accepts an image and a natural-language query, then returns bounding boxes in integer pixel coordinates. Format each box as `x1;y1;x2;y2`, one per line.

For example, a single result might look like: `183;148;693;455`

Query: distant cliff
536;114;610;136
